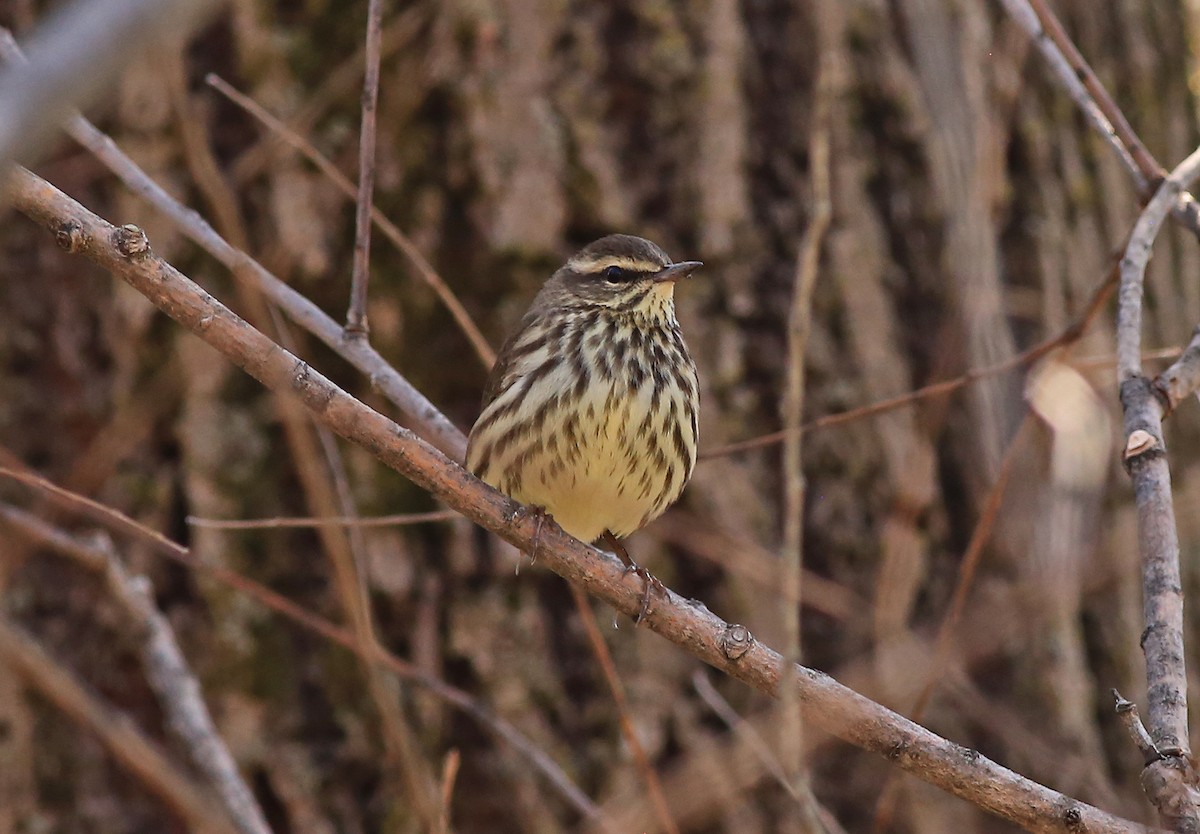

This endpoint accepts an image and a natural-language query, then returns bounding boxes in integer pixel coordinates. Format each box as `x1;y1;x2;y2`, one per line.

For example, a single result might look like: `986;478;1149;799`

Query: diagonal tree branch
4;165;1161;834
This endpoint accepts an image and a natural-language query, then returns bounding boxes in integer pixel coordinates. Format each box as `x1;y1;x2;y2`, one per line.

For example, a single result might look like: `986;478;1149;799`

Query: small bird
467;234;701;613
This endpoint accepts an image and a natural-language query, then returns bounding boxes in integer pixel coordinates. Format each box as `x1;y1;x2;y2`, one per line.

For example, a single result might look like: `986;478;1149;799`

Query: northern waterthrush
466;234;701;596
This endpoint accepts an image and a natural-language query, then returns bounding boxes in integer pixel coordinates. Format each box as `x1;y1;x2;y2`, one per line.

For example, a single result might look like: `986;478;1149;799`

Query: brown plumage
466;234;701;548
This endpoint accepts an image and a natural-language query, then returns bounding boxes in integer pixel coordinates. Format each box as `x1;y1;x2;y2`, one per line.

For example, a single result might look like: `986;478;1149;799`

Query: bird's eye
602;265;628;283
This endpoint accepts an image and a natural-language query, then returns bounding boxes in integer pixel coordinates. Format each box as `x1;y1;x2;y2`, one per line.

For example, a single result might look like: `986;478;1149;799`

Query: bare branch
1119;149;1200;381
1114;691;1164;765
692;671;795;799
1118;692;1200;834
0;23;465;459
780;0;833;792
345;0;385;337
229;8;426;186
6;166;1160;834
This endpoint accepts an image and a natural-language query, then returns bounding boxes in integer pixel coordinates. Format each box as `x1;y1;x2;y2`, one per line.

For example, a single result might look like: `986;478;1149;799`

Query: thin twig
1113;690;1163;766
166;51;440;821
701;258;1119;460
206;73;496;368
6;165;1158;834
0;617;240;834
229;8;425;186
345;0;385;337
1021;0;1160;183
265;304;439;824
100;538;272;834
569;584;677;834
437;750;461;834
187;509;459;529
1153;326;1200;415
780;16;833;790
1113;692;1200;834
992;0;1143;188
0;487;599;820
692;671;795;798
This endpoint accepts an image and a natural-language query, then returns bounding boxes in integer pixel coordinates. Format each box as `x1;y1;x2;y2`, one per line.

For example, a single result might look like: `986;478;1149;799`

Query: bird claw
623;561;665;625
508;504;551;566
599;530;663;626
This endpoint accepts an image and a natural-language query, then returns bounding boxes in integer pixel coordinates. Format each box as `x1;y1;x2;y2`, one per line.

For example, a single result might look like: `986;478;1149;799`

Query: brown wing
479;327;526;411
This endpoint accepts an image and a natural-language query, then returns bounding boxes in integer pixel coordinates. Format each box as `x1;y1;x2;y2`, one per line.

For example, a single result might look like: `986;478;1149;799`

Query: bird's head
541;234;702;318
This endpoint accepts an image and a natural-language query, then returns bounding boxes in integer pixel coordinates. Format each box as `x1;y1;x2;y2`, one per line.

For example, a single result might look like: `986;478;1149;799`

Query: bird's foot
623;562;665;625
601;530;663;626
508;504;551;572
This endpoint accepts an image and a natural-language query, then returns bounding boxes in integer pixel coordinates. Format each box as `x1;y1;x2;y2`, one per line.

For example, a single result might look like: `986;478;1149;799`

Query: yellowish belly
471;370;694;543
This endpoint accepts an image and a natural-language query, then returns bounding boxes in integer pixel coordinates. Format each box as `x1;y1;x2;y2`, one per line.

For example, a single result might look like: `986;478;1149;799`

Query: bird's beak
653;260;703;283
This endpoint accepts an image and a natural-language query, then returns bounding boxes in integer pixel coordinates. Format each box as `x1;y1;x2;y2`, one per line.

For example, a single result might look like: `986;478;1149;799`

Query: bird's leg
601;530;664;625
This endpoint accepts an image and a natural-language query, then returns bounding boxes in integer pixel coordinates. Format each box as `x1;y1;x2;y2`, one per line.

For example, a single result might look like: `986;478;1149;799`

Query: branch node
1061;805;1084;831
719;623;754;660
112;224;150;259
1113;689;1167;765
54;220;87;253
1123;428;1160;461
343;324;369;342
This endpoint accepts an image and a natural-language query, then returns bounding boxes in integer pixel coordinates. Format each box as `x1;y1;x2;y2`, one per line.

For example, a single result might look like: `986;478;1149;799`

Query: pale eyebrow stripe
567;254;662;273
